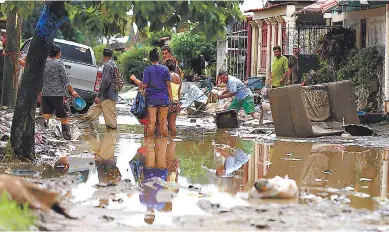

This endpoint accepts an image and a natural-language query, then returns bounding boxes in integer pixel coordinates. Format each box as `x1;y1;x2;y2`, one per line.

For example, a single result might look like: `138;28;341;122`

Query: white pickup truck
20;38;103;111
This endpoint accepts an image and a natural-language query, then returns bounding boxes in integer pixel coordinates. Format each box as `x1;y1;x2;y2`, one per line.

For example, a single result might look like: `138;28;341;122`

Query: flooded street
2;110;389;230
2;101;389;230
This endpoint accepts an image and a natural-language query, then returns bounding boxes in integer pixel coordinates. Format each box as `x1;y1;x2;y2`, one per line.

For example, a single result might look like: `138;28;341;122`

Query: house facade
301;0;389;111
245;0;327;81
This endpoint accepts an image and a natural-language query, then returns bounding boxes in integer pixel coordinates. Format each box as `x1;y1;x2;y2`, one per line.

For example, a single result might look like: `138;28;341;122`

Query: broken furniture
268;80;359;137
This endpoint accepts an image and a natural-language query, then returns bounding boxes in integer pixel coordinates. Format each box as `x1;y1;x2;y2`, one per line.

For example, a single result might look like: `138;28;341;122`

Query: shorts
42;96;70;118
168;102;181;113
148;105;169;108
227;95;255;115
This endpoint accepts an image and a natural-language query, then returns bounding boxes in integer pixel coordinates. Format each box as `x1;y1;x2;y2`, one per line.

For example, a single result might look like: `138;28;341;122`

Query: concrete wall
216;39;227;75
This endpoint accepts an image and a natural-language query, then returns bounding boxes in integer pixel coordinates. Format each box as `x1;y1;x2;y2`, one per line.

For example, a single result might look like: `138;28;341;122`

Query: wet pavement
5;123;389;221
3;101;389;230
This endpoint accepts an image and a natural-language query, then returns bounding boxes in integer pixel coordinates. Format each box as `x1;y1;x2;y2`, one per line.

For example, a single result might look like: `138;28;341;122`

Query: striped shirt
42;59;71;96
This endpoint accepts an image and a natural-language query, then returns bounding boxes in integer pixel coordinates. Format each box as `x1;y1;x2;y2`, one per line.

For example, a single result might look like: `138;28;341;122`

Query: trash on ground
343;124;374;136
248;176;298;199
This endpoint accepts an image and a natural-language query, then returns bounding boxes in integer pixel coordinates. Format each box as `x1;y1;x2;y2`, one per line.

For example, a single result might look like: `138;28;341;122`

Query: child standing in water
165;59;181;137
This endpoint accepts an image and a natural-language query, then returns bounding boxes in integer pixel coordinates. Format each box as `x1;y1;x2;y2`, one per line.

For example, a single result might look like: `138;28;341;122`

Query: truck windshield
59;43;93;65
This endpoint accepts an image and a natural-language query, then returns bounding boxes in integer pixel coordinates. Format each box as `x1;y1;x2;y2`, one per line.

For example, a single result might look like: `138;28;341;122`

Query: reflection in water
135;137;179;224
6;127;389;220
262;142;388;210
81;129;121;185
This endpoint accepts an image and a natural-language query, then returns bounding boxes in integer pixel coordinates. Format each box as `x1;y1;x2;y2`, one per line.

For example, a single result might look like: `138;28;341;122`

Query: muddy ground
3;90;389;231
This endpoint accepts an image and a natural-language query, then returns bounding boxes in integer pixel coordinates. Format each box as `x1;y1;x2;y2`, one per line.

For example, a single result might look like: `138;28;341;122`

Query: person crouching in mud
42;43;79;140
217;70;259;120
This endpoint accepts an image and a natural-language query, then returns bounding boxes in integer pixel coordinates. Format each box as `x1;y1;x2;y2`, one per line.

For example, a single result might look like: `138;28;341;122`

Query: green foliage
133;1;243;40
64;1;242;40
0;1;42;19
171;32;216;75
304;65;336;85
118;46;152;82
93;44;123;66
0;192;36;231
338;46;382;87
65;2;130;38
207;62;217;78
317;27;356;71
145;29;173;47
1;139;16;162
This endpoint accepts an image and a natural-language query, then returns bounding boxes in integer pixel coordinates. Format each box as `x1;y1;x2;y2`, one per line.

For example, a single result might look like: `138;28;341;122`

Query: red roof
244;3;290;13
297;0;338;13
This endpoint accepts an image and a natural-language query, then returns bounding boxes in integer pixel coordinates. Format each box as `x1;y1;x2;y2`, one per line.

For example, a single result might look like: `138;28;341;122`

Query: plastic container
72;97;86;111
215;110;239;129
247;76;264;91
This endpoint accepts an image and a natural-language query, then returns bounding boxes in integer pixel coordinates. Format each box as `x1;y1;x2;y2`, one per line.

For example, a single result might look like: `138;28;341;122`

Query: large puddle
4;125;389;226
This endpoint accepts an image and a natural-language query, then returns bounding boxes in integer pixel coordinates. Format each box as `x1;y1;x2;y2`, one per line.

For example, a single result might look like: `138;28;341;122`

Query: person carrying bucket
41;44;79;140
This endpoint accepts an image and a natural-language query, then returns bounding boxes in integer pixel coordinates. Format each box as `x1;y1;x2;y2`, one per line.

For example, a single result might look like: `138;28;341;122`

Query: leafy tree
0;1;40;108
317;27;356;71
171;32;216;75
118;46;152;82
93;44;123;66
144;29;173;47
131;1;243;40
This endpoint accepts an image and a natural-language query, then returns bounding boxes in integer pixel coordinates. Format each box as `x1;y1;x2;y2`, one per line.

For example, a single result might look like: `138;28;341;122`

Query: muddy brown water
2;122;389;226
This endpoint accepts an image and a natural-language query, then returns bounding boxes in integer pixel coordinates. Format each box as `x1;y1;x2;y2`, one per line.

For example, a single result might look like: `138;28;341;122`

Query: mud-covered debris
98;199;109;208
102;215;114;221
112;198;124;204
255;224;270;230
323;170;332;174
197;199;228;213
255;208;268;213
249;176;298;199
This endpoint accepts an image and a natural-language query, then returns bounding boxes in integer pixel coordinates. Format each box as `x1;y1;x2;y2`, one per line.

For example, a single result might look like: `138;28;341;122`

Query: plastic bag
131;91;147;120
248;175;298;199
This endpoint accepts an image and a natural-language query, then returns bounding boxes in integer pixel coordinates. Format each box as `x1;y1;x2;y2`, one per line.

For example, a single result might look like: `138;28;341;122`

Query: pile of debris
0;106;76;161
180;84;273;126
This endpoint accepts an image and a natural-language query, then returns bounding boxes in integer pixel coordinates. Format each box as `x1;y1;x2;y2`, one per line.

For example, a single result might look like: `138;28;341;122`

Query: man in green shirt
270;46;288;88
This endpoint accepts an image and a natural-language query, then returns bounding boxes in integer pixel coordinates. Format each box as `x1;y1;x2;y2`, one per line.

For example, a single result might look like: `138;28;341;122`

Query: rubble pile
0;107;75;161
179;84;273;128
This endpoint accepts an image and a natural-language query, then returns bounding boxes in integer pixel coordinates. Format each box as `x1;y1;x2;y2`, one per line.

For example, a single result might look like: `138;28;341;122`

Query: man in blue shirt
218;70;259;119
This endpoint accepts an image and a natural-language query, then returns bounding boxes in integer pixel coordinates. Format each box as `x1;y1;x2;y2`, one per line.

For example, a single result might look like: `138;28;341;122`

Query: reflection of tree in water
175;141;215;184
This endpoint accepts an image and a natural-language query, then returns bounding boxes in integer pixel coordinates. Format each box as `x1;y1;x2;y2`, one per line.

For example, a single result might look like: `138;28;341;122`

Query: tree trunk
10;2;65;161
2;7;21;108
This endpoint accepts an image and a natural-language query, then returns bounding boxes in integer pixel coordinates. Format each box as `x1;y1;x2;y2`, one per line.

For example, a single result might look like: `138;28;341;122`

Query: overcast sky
241;0;264;13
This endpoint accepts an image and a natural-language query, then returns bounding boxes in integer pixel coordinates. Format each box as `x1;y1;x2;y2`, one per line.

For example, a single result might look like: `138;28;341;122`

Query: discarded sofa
268;80;359;137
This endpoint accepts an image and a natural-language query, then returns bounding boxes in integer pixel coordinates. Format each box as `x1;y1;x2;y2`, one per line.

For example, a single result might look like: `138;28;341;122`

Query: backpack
107;62;124;92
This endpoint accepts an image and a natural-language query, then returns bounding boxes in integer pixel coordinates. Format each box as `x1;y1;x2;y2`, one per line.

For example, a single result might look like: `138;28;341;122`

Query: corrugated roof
244;3;290;13
297;0;338;13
